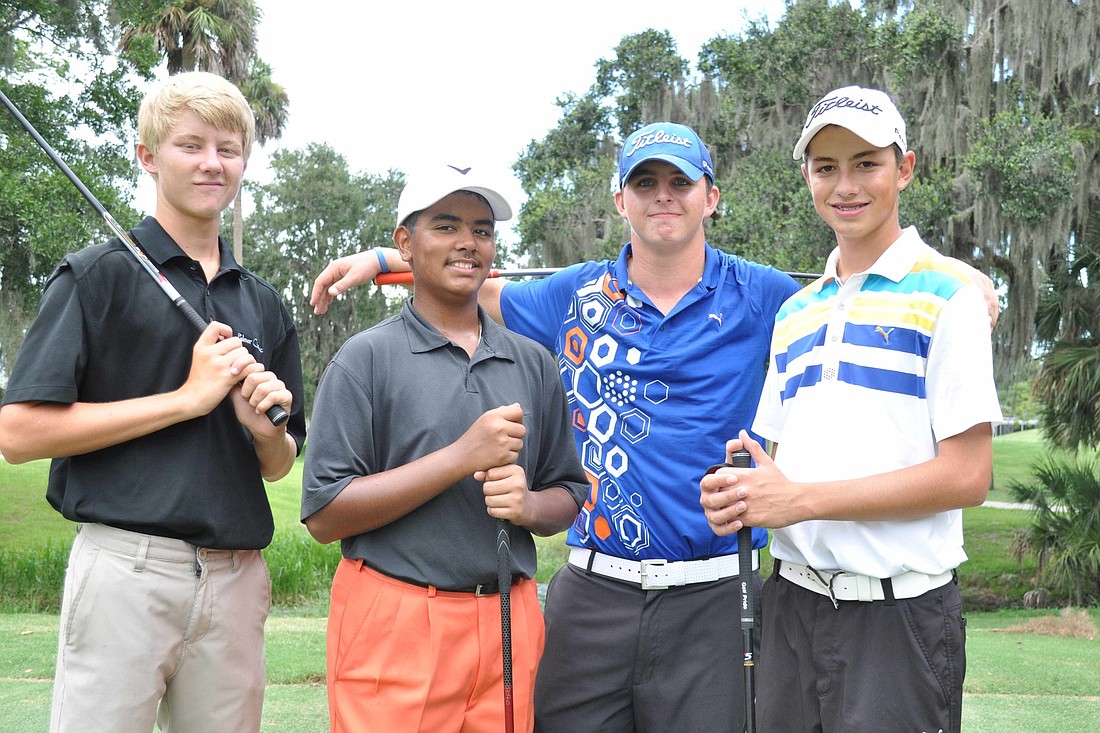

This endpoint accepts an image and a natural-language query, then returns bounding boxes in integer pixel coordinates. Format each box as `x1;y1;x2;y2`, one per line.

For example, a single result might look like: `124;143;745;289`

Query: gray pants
534;561;761;732
758;567;966;733
49;523;271;733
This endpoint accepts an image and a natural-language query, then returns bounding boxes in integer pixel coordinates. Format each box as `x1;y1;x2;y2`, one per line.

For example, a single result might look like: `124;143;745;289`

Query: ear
392;225;413;263
613;189;628;220
704;182;720;218
801;162;811;189
897;150;916;192
136;142;157;175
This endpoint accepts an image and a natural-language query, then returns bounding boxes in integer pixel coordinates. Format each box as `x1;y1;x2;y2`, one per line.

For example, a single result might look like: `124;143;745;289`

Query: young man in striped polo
700;86;1002;733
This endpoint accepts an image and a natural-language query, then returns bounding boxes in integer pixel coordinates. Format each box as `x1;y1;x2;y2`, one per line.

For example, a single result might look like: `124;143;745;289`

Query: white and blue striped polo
753;227;1003;577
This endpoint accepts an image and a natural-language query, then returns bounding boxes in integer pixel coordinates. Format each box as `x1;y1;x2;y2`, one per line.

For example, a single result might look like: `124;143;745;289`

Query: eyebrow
171;131;243;148
426;212;495;229
810;148;884;164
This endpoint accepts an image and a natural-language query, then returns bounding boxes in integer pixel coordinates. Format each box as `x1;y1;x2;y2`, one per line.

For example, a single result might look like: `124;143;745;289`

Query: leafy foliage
245;144;401;404
1012;455;1100;606
1;3;146;381
707;149;831;275
1033;210;1100;449
967;109;1076;225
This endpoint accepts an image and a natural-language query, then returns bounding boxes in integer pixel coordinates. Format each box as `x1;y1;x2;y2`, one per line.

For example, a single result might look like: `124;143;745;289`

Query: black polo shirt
3;216;306;549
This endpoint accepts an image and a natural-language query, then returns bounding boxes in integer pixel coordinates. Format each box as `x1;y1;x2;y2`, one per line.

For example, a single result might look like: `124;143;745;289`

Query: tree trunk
233;188;244;264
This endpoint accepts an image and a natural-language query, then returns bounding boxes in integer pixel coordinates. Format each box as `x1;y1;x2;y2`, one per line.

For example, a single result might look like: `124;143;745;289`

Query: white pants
49;523;271;733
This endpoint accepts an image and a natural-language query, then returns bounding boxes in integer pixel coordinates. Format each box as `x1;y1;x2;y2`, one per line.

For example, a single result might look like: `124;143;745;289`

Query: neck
411;296;480;334
835;225;904;281
155;210;223;273
628;239;706;312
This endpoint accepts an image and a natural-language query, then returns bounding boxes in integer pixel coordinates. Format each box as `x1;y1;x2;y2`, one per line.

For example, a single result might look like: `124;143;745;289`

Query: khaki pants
49;523;271;733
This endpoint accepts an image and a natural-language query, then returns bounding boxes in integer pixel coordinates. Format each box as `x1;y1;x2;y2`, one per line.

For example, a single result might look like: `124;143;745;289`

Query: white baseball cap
396;164;513;227
793;86;907;160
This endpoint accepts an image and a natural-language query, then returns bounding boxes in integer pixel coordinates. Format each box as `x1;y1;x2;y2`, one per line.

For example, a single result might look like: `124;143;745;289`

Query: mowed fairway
1;610;1098;732
2;430;1099;731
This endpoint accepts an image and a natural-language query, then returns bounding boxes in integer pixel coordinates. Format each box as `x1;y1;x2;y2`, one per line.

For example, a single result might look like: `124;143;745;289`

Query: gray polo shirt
302;300;588;590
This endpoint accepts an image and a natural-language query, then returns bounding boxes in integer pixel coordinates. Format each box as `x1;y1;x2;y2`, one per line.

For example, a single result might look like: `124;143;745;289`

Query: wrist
373;248;390;274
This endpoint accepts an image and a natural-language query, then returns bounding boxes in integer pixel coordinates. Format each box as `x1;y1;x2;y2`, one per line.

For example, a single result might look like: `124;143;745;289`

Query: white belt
777;560;954;607
568;548;759;591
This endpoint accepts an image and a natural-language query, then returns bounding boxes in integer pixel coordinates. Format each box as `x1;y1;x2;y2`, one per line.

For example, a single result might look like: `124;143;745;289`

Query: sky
193;0;787;230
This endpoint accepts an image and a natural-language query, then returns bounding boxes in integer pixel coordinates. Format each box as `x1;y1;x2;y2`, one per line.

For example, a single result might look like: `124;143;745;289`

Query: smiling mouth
832;203;866;212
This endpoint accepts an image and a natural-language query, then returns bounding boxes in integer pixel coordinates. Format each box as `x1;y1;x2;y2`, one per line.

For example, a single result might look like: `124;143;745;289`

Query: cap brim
621;154;706;186
793;120;903;160
397;186;513;227
460;187;512;221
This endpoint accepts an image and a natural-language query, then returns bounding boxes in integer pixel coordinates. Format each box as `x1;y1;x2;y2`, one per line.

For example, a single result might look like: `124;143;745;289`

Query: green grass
2;609;1097;732
988;428;1100;503
0;431;1072;612
2;434;1099;732
989;428;1046;502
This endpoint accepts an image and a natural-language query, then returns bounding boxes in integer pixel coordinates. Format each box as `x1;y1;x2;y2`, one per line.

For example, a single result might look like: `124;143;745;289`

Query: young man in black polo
0;71;305;733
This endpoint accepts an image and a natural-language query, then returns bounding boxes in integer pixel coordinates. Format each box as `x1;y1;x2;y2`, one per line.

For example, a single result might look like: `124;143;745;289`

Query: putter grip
731;449;754;625
730;449;751;469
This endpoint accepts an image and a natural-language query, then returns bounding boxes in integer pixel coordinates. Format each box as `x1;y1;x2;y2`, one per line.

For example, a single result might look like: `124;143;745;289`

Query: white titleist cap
793;85;907;160
396;164;513;227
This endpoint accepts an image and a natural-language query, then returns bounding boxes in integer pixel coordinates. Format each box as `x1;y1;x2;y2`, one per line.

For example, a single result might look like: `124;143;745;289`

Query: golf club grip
164;292;291;427
374;270;498;286
729;448;757;733
730;449;754;628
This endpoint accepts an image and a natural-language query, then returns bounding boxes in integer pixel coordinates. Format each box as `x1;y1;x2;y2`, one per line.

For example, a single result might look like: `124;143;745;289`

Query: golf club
496;522;515;733
729;448;757;733
375;268;821;286
0;87;288;427
705;448;756;732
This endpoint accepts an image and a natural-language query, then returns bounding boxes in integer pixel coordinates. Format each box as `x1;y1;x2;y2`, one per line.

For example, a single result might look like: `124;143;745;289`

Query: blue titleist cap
618;122;714;188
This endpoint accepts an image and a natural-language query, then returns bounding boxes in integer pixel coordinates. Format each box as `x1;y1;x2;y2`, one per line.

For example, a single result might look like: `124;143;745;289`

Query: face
614;160;719;251
393;191;496;304
801;125;914;250
137;109;246;224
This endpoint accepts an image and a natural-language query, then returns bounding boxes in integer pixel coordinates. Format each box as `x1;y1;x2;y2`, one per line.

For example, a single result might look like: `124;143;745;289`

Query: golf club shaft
375;268;821;287
0;88;288;427
731;449;756;733
496;523;515;733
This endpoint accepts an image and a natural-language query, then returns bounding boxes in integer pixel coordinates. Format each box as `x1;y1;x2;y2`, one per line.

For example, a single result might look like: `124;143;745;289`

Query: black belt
355;559;522;597
451;574;522;596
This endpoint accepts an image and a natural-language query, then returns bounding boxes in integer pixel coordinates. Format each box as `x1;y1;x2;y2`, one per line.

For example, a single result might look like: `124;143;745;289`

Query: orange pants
327;558;544;733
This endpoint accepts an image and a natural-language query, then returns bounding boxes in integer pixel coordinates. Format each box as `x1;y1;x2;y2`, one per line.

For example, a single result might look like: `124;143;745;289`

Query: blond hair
137;71;255;157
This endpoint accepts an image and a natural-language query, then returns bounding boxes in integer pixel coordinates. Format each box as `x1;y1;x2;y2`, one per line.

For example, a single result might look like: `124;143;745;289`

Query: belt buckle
474;582;497;597
639;559;668;590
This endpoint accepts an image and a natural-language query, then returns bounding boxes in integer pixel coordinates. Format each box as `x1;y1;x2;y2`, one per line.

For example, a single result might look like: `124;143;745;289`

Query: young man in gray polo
301;163;588;732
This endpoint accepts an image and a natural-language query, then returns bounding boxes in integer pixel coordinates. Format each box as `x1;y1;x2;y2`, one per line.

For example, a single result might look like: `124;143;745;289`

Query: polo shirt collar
401;300;517;363
815;226;923;292
130;216;244;275
611;241;725;296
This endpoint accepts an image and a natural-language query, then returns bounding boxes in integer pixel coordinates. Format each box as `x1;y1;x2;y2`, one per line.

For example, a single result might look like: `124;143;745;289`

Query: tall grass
0;543;68;612
265;528;341;611
0;431;1066;612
